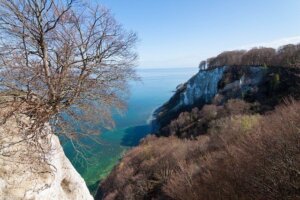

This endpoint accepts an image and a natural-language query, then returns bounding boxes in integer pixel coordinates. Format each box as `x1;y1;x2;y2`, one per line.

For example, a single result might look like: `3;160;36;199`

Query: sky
97;0;300;68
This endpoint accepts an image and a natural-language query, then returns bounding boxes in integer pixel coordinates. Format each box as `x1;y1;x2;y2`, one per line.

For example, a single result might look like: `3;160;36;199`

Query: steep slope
152;67;226;131
98;101;300;200
0;114;93;200
153;66;300;134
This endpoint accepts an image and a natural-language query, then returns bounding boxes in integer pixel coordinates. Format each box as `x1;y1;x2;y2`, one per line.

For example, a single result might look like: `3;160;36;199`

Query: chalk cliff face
152;67;226;130
0;116;93;200
153;66;300;131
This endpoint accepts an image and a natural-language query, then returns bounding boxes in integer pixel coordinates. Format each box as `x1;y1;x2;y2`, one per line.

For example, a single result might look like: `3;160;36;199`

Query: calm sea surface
63;67;198;192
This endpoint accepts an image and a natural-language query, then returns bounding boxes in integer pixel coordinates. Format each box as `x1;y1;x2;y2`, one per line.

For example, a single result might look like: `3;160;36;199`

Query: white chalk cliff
0;115;93;200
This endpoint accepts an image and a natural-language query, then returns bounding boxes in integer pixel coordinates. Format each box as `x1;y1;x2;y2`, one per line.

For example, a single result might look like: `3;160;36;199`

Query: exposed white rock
0;115;93;200
152;66;269;130
174;66;226;110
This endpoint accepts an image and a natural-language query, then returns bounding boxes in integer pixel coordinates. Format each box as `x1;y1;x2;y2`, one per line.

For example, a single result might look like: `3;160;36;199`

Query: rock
152;67;226;130
0;115;93;200
152;66;300;132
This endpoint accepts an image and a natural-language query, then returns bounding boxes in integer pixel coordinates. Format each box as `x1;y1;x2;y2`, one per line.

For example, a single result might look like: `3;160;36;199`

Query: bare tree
206;44;300;69
198;60;206;71
0;0;137;146
207;50;245;69
275;44;300;68
241;47;276;66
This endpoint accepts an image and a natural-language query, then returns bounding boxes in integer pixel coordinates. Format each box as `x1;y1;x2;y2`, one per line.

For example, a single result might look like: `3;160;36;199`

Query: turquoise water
63;67;198;193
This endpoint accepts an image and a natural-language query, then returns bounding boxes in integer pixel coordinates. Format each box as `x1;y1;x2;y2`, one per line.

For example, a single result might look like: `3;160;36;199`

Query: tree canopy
0;0;138;139
204;44;300;69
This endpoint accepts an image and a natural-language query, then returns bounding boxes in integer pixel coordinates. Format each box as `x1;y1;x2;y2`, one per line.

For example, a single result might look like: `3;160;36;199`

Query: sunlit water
62;67;198;193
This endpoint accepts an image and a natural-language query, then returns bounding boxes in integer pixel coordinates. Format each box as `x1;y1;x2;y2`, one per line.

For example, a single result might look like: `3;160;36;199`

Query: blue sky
98;0;300;68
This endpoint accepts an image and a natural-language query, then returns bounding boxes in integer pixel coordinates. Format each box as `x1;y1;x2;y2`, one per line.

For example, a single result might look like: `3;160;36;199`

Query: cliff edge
0;114;93;200
153;65;300;134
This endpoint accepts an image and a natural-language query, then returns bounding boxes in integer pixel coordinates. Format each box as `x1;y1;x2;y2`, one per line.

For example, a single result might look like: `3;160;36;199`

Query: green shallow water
62;67;198;194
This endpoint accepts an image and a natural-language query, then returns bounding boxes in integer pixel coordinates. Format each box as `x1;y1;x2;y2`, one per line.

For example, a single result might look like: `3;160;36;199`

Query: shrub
99;101;300;200
160;99;253;138
164;101;300;200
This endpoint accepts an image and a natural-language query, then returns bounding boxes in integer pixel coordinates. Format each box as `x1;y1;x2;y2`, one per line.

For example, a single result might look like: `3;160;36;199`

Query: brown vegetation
98;100;300;200
207;50;246;68
203;44;300;69
160;99;254;138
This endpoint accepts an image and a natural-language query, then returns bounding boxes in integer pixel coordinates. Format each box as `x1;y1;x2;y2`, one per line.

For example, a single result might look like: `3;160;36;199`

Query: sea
62;67;198;193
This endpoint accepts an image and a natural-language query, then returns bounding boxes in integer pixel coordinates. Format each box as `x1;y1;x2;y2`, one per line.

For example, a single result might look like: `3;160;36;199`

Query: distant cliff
152;67;226;131
153;65;300;134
